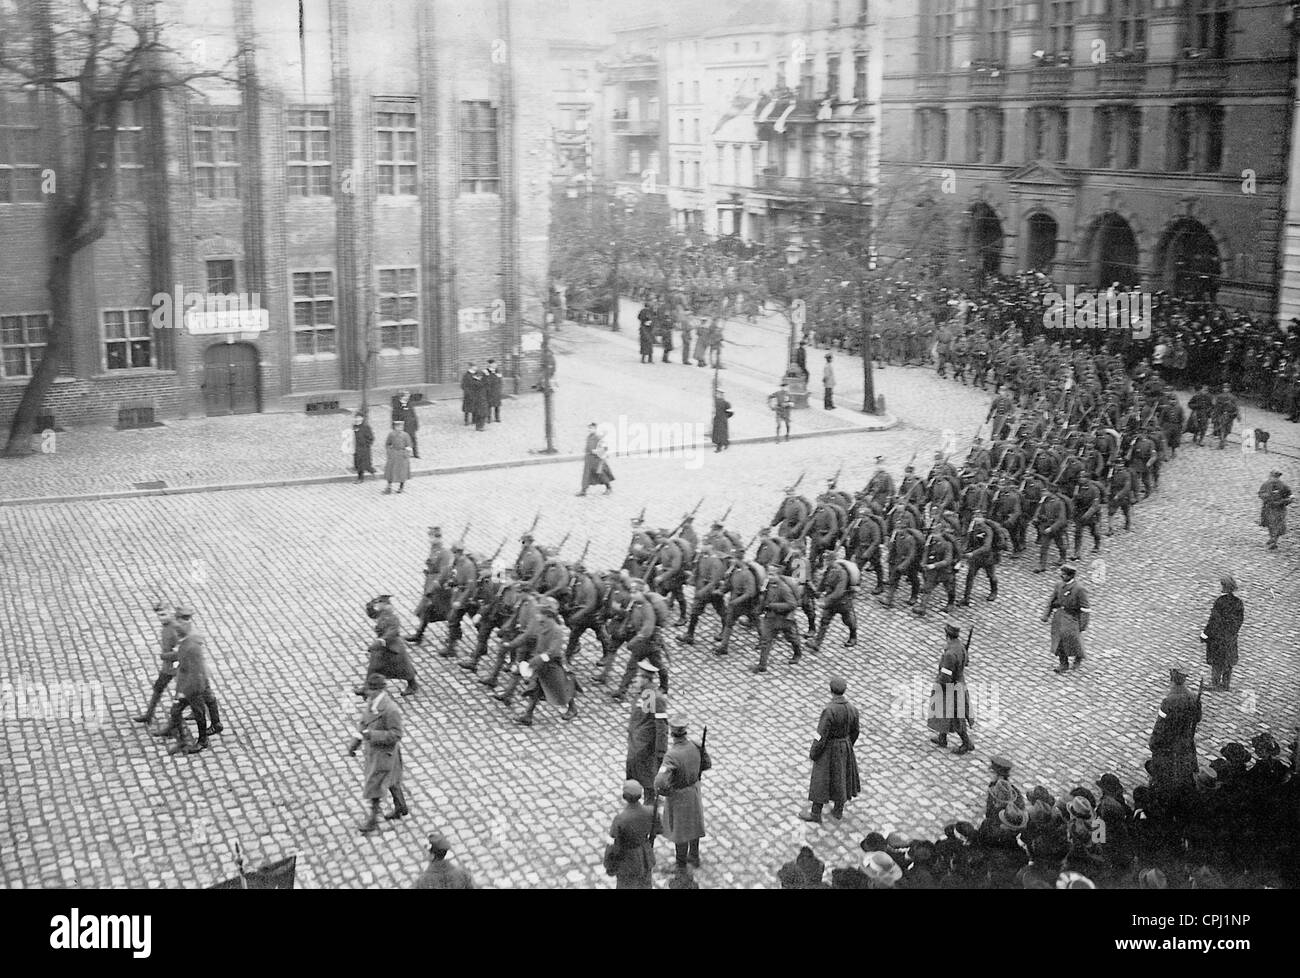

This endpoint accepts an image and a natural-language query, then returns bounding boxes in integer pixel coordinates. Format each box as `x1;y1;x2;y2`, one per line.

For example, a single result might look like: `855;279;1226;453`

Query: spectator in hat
654;711;710;870
351;411;376;482
605;780;655;889
1096;773;1134;874
900;841;938;889
711;388;732;452
800;675;861;823
485;359;503;423
795;339;809;382
1201;575;1244;690
390;390;420;458
821;353;836;410
460;363;476;424
354;672;406;835
863;850;902;888
413;831;474;889
383;420;412;494
983;756;1024;824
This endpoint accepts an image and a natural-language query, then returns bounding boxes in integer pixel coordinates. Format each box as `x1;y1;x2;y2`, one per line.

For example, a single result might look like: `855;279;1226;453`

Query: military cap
1056;871;1095;889
1270;469;1282;478
364;673;388;690
1169;665;1189;682
428;526;442;536
943;620;961;638
829;675;847;695
426;831;450;854
667;711;689;730
989;755;1013;775
174;604;195;619
636;660;659;674
1059;563;1078;577
622;780;644;800
1220;574;1237;593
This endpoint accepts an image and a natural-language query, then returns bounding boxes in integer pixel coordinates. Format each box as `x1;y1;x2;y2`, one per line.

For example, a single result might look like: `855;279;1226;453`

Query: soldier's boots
561;699;579;722
402;678;420;697
679;613;700;644
359;801;381;835
493;673;519;704
954;731;976;754
134;688;165;724
384;785;410;821
987;580;998;602
513;698;537;725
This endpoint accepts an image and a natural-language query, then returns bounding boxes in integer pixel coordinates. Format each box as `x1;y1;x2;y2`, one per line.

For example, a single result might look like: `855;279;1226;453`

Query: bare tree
0;0;238;455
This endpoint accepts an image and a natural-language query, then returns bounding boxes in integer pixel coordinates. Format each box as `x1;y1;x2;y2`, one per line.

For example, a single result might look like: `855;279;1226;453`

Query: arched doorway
1025;213;1058;274
1088;212;1141;289
1158;218;1221;299
969;203;1004;282
202;342;260;416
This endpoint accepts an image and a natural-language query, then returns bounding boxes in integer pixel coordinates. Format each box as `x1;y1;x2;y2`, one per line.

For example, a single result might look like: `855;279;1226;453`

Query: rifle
787;470;806;494
698;724;709;772
555;530;571;554
457;521;472;547
489;536;509;563
717;503;734;526
526;510;541;536
1193;678;1205;735
633;506;647;526
827;465;843;490
577;539;590;566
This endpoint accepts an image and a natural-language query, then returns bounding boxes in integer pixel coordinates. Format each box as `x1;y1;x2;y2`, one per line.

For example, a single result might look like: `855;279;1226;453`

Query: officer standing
768;381;794;442
800;675;860;823
352;673;406;835
928;621;974;755
606;780;655;889
1147;666;1202;817
1257;469;1292;550
654;712;710;870
133;601;180;725
626;662;668;813
1042;564;1089;674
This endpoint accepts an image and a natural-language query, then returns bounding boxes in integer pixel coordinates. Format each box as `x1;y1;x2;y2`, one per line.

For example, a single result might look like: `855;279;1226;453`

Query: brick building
0;0;549;429
876;0;1294;312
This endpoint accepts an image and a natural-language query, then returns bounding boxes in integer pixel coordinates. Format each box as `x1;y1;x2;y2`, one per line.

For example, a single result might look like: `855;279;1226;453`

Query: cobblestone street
3;331;1298;889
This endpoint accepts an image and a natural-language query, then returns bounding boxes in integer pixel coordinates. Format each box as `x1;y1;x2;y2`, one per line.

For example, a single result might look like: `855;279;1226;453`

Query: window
1169;103;1224;172
714;142;724;178
376;106;417;195
676;82;684;103
459;101;498;193
1107;0;1148;56
98;101;143;199
919;0;957;72
206;259;236;295
1044;0;1075;58
800;59;814;99
193;109;240;199
377;267;419;351
629;147;642;175
692;160;701;186
692;80;700;102
693;117;701;142
1188;0;1231;59
826;55;841;100
1027;106;1069;163
678;159;686;186
800;128;813;176
969;107;1005;164
854;54;869;100
851;134;868;180
1092;105;1141;168
0;313;56;379
291;271;337;357
0;92;41;203
732;143;742;184
776;60;787;88
823;132;840;177
103;309;153;370
977;0;1014;63
287;109;332;196
916;108;948;161
678;117;686;141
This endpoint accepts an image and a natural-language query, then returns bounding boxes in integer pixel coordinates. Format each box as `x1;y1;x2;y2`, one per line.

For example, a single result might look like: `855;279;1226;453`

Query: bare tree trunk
3;252;72;456
860;283;877;414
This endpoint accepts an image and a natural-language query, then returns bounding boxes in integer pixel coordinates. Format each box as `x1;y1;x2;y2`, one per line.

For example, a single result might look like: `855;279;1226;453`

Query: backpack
835;558;861;588
646;592;671;629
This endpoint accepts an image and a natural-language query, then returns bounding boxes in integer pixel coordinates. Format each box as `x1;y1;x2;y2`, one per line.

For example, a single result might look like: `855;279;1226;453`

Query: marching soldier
1187;385;1212;446
755;525;792;566
1033;489;1070;573
1257;469;1292;550
1070;477;1105;559
800;676;861;823
611;578;670;699
1210;383;1238;449
654;712;710;870
1043;564;1090;674
863;456;895;510
914;529;957;617
133;601;181;725
753;563;803;673
768;381;794;442
1106;462;1134;535
879;526;924;609
365;596;420;696
512;597;579;726
407;526;453;644
515;532;546;582
351;673;407;834
809;553;859;652
958;513;1000;605
928;621;974;755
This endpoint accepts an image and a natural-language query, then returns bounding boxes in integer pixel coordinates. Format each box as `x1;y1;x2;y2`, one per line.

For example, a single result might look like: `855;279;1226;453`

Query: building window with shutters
1043;0;1075;61
854;54;869;100
287;109;332;196
377;267;420;352
1;313;65;379
103;308;154;370
376;104;417;195
193;109;240;199
459;101;498;193
291;271;337;358
1108;0;1148;60
977;0;1014;63
0;92;41;203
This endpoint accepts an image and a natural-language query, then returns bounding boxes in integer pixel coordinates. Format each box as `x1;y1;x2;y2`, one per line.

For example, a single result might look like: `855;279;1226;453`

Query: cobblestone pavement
2;336;1299;889
0;300;888;502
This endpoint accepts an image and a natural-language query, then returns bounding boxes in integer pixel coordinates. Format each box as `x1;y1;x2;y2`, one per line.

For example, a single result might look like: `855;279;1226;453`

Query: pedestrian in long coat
351;412;376;481
606;780;656;889
711;390;731;452
801;676;861;822
468;368;489;431
625;663;668;805
391;390;420;458
383;421;412;493
460;363;476;423
638;319;655;364
355;673;405;834
1042;564;1089;672
365;596;420;695
693;319;709;367
578;422;613;495
1147;666;1201;814
1257;470;1292;549
654;712;710;868
485;359;503;422
1201;575;1244;690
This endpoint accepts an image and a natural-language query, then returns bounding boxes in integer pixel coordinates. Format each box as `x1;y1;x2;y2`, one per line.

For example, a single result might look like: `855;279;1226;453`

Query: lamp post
782;229;810;408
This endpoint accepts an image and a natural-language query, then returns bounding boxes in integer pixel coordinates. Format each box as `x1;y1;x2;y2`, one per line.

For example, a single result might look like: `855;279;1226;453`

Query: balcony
757;172;814;198
916;74;950;95
1174;56;1228;89
606;58;658;83
1028;66;1072;94
612;117;660;136
1095;62;1146;92
968;62;1007;94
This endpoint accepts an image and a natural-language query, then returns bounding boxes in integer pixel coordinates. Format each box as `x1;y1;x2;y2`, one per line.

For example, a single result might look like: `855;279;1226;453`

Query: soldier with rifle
808;551;860;652
928;621;975;755
406;526;454;645
654;712;711;870
752;562;804;673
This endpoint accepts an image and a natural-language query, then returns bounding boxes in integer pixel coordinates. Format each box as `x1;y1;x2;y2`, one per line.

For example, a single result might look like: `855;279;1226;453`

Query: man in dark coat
711;389;731;452
637;304;655;363
512;597;578;726
468;365;489;431
606;780;655;889
928;620;974;754
1201;575;1244;690
800;675;861;822
1147;665;1202;816
134;601;180;725
413;831;474;889
485;358;503;423
625;662;668;811
1043;563;1089;673
364;595;420;696
158;608;218;754
654;712;710;869
795;339;809;382
390;390;420;458
460;363;476;424
352;673;405;835
351;412;376;481
578;422;614;496
1257;469;1292;550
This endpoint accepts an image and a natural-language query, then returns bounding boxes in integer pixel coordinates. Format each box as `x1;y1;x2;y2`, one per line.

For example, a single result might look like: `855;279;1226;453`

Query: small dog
1254;428;1271;453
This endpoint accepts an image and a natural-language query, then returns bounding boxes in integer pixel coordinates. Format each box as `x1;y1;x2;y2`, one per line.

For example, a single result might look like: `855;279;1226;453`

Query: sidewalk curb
0;414;897;508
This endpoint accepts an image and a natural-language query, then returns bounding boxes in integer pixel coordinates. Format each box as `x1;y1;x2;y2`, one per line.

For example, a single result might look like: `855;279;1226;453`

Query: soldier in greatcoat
1147;666;1202;816
928;621;974;754
407;527;453;644
606;781;655;889
800;676;860;823
625;662;668;814
654;712;710;869
134;601;180;725
364;595;420;696
1201;575;1244;691
352;673;406;835
1257;469;1292;550
158;609;217;754
1042;564;1089;674
512;597;578;726
809;555;859;652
